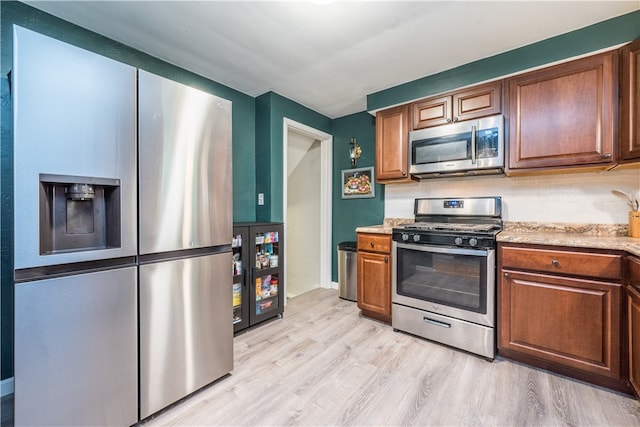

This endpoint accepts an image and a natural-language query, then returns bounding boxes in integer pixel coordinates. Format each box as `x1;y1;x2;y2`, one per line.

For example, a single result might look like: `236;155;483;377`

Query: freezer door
14;267;138;426
138;70;232;254
13;26;137;269
139;252;233;419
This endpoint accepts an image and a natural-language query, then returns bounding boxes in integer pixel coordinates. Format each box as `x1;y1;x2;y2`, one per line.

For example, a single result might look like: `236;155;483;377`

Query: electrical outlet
258;193;264;205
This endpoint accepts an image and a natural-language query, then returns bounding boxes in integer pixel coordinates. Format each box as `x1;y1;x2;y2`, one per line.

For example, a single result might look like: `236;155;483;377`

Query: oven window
396;247;487;313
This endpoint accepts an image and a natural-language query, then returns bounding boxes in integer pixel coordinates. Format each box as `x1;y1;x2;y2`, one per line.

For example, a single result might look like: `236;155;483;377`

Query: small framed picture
341;167;375;199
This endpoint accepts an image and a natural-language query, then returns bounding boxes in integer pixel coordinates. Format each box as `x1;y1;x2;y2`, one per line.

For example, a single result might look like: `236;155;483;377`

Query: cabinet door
629;284;640;397
411;82;502;130
499;270;621;379
628;255;640;397
620;38;640;162
453;82;502;122
249;223;284;326
507;51;617;172
375;105;413;183
232;226;249;332
357;251;391;322
412;95;452;129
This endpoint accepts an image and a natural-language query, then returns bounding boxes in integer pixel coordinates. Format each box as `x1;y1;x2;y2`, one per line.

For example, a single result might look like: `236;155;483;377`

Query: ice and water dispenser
39;174;122;255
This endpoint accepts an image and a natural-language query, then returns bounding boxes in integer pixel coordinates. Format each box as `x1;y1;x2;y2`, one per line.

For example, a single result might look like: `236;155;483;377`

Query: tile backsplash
384;168;640;224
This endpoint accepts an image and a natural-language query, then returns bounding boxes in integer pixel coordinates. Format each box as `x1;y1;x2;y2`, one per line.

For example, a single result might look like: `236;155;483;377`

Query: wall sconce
349;137;362;167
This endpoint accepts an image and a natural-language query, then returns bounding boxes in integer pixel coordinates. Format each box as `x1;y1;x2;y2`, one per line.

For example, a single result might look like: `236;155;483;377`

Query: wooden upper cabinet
620;38;640;163
507;50;618;173
375;104;414;183
412;95;452;128
412;82;502;129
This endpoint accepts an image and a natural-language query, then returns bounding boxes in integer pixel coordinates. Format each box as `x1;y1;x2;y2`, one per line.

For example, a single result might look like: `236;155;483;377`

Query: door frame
282;118;333;299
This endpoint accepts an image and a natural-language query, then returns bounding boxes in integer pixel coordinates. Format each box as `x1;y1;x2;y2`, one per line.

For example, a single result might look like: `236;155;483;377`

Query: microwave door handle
471;125;477;164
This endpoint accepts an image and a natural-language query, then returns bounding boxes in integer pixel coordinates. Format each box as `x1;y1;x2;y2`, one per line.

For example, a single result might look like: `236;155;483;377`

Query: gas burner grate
404;222;500;233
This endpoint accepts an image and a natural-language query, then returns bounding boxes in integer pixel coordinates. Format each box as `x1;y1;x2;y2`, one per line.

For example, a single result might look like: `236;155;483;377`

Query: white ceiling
24;1;640;118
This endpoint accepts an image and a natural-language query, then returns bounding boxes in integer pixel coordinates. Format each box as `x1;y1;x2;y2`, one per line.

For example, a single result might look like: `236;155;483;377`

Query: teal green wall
255;92;332;222
367;10;640;112
0;1;257;381
331;112;383;281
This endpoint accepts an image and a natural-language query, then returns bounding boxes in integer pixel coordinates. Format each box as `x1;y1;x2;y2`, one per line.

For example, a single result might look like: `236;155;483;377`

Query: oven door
393;241;495;327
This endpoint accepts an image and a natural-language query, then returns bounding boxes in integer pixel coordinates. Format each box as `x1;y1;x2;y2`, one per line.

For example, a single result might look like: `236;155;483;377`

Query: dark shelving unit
232;222;284;333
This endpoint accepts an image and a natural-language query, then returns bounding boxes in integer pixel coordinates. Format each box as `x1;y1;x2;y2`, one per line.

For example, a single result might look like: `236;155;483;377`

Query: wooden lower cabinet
498;243;629;392
357;233;392;323
627;255;640;397
629;284;640;396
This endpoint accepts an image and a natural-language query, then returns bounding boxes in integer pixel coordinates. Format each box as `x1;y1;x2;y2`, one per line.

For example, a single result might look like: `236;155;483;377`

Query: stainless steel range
391;196;502;359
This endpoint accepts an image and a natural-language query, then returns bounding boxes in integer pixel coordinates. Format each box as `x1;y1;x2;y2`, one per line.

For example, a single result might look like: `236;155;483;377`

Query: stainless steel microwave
409;114;504;178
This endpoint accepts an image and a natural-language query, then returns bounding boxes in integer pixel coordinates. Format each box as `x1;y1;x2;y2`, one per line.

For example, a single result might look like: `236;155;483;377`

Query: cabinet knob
402;170;407;176
503;272;510;279
452;117;459;122
370;242;374;248
552;259;559;267
603;153;612;159
447;118;452;123
384;256;389;263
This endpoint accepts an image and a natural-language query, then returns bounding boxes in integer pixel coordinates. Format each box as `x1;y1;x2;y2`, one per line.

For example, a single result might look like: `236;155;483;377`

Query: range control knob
469;238;478;247
401;233;409;241
454;237;463;246
413;234;420;242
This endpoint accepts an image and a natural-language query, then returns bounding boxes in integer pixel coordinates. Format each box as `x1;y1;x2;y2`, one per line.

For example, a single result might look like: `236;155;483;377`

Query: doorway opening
282;118;332;299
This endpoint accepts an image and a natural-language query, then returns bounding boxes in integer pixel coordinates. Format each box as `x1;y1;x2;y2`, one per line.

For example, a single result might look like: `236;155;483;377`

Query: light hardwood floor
146;288;640;426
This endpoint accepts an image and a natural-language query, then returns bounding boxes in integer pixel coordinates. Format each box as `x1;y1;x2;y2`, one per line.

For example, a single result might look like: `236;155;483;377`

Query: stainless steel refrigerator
13;27;233;425
13;26;138;426
137;70;233;420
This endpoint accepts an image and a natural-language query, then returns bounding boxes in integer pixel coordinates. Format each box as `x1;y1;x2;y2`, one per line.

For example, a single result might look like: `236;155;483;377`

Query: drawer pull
504;272;510;279
424;317;451;328
384;256;389;263
370;242;374;248
552;259;559;267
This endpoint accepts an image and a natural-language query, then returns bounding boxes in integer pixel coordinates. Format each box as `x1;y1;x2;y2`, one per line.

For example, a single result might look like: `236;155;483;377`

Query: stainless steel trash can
338;241;357;301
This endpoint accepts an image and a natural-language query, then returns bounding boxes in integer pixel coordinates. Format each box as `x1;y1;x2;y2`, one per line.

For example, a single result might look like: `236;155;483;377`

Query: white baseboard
330;281;338;290
1;377;14;397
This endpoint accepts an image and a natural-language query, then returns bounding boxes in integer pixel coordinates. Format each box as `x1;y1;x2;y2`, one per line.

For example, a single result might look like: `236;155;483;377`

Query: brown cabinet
627;255;640;397
375;105;414;183
498;243;627;391
411;82;502;129
357;233;392;323
620;38;640;163
506;51;618;174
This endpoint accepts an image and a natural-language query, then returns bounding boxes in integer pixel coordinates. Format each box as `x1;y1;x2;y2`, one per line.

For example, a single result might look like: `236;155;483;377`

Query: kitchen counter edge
355;218;414;235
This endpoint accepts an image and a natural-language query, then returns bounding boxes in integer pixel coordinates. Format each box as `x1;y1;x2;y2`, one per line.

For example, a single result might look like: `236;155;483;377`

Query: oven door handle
424;317;451;328
396;242;491;257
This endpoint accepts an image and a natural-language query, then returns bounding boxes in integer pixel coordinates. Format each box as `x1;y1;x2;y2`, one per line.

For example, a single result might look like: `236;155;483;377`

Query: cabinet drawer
501;246;622;280
628;255;640;288
357;233;391;254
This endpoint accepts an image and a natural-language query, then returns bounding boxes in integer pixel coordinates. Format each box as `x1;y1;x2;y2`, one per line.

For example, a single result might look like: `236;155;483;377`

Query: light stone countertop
355;219;640;257
498;222;640;257
355;218;413;235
